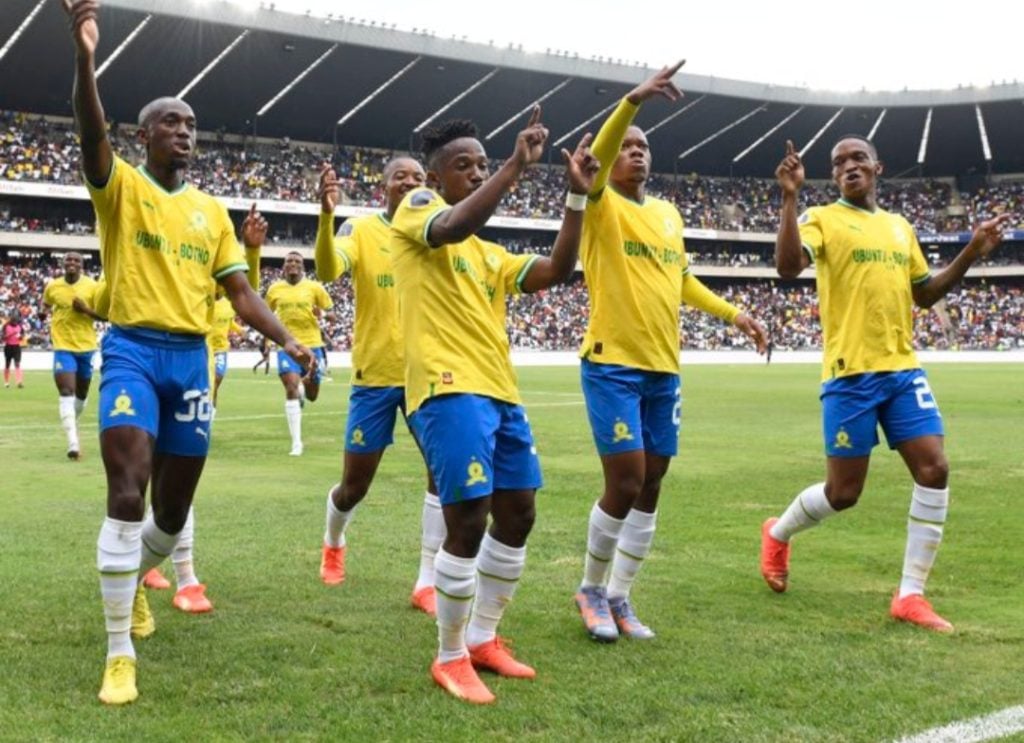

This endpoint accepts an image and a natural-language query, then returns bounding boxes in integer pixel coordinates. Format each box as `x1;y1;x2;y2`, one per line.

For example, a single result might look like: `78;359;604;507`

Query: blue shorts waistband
110;325;206;349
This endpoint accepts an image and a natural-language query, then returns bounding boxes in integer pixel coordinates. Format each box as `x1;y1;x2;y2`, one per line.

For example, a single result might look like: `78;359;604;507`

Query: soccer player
63;0;312;706
572;63;767;644
315;157;444;615
252;336;271;374
2;312;26;388
210;290;242;411
265;251;333;456
43;251;101;459
391;108;598;704
759;137;1013;632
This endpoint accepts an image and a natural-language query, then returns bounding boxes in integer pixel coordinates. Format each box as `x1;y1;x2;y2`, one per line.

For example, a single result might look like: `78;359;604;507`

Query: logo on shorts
465;458;488;487
441;371;453;385
833;427;853;449
350;427;366;446
195;427;208;440
612;419;634;443
55;361;63;370
110;390;136;418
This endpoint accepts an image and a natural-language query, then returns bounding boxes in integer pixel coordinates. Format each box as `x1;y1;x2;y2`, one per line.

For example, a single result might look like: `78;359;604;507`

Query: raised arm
520;133;599;292
590;61;684;197
62;0;112;186
240;203;266;292
427;106;548;247
314;164;347;282
912;213;1014;308
775;140;810;279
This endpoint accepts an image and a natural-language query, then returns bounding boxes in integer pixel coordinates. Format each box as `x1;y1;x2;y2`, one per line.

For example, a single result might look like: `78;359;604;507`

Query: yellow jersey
390;187;538;414
316;212;403;387
799;199;932;380
85;155;248;336
265;278;332;348
43;275;99;351
209;297;240;353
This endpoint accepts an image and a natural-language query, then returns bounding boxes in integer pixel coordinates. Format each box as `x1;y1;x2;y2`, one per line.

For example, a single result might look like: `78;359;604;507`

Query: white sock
139;514;179;577
323;487;354;548
607;509;657;601
210;406;217;424
74;396;86;418
434;548;476;663
466;534;526;647
97;517;142;660
770;482;837;542
59;395;78;451
899;483;949;598
172;507;199;590
285;399;302;448
581;502;624;588
415;492;445;591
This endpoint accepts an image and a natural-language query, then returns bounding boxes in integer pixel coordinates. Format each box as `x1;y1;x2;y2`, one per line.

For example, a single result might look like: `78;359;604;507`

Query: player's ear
425;169;440;190
874;158;884;177
136;125;149;148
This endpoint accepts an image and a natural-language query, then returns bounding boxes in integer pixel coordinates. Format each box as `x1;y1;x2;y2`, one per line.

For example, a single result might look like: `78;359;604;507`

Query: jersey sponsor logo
441;371;453;385
350;427;366;446
376;273;394;288
833;427;853;450
612;420;634;443
465;458;488;487
110;391;136;417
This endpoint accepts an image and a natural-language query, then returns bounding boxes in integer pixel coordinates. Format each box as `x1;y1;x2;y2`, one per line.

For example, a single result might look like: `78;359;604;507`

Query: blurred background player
391;109;598;704
315;157;444;615
760;137;1014;633
63;0;311;705
572;63;767;643
252;337;272;374
265;251;333;456
3;311;26;388
43;251;101;459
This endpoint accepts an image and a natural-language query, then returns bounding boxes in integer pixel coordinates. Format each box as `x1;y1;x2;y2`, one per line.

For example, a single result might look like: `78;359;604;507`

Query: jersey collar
139;165;189;196
376;212;392;227
837;197;877;214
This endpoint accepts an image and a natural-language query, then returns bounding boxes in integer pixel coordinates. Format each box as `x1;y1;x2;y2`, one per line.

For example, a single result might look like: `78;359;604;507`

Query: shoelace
583;588;613;620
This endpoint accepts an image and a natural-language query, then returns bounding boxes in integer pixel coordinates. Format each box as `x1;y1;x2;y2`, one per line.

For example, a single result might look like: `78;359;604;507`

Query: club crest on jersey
187;210;213;241
891;222;909;245
110;390;136;417
485;253;500;270
465;458;488;486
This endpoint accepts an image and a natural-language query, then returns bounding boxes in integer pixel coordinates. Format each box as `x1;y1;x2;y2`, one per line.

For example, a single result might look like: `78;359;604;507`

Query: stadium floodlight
917;107;933;165
799;107;844;158
335;56;421;128
676;105;764;161
552;100;621;148
975;104;992;161
176;30;249;99
644;95;706;136
96;15;153;78
413;69;501;134
0;0;46;63
732;107;804;163
485;78;573;141
867;109;887;140
256;44;338;117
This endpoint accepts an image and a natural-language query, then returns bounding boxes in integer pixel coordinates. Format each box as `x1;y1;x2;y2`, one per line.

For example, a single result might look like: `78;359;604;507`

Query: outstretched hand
241;203;268;249
511;105;549;170
969;213;1014;258
318;162;339;213
734;313;769;354
562;132;600;195
61;0;99;57
626;60;685;105
285;341;316;374
776;139;804;196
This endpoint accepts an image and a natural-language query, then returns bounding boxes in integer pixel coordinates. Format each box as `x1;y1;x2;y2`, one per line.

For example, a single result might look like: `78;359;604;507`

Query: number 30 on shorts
913;376;937;409
175;389;213;423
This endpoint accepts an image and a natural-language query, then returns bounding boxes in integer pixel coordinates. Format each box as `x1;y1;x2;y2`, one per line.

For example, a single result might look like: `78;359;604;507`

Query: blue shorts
409;394;542;506
345;385;406;453
53;349;95;380
99;326;212;457
214;351;228;379
581;359;681;457
821;369;944;458
277;346;326;383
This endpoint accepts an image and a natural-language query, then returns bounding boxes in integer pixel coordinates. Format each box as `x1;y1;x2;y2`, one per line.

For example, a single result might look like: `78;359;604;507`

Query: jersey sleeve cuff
801;243;816;264
213;262;249;280
911;272;932;285
515;255;541;293
423;208;452;248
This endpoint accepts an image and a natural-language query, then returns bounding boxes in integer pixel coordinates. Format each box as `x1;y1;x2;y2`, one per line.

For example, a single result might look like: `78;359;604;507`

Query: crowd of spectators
4;256;1022;353
4;110;1023;235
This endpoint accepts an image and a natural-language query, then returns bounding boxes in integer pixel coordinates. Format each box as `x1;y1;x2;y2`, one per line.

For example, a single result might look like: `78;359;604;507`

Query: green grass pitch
1;364;1021;741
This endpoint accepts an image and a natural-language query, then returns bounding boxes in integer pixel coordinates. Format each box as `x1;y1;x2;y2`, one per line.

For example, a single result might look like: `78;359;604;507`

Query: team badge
350;427;366;446
110;390;136;418
833;427;853;449
612;420;634;443
465;458;488;486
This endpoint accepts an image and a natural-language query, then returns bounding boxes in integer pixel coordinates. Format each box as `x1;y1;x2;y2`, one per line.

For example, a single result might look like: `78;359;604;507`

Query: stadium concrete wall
16;350;1024;372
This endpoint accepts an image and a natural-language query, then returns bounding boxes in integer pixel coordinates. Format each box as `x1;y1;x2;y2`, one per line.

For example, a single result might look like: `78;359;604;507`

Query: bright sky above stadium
222;0;1021;93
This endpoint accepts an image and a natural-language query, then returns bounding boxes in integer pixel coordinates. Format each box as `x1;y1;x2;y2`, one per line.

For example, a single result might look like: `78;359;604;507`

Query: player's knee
825;481;863;511
606;470;644;504
493;503;535;546
914;457;949;490
305;386;320;402
106;489;145;521
337;478;370;509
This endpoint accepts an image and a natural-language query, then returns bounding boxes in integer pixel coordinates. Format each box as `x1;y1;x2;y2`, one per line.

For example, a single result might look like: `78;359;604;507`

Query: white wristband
565;191;588;212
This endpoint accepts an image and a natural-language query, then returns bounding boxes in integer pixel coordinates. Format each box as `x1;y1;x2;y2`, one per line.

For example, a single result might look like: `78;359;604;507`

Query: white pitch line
895;705;1024;743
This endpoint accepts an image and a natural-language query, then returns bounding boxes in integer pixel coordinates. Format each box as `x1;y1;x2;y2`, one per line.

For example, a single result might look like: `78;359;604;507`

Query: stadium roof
3;0;1023;178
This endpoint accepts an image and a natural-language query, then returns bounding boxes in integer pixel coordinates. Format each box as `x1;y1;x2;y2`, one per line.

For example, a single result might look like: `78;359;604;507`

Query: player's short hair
383;156;424;180
285;250;304;260
831;133;878;158
421;119;479;167
137;97;189;128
